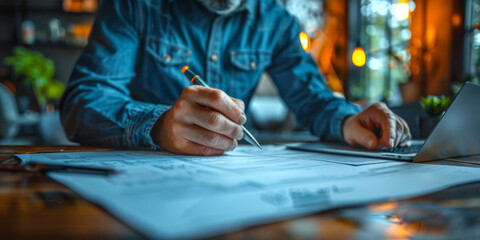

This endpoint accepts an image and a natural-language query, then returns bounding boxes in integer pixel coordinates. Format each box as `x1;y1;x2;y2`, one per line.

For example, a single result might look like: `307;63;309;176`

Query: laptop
288;82;480;162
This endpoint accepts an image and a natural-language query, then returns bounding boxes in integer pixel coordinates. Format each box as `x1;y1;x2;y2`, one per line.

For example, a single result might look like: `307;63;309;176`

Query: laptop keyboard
380;145;423;154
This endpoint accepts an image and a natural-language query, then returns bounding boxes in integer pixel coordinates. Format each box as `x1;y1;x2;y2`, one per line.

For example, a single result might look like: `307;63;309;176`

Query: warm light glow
452;14;462;27
299;32;311;51
181;66;189;74
63;0;98;12
394;0;410;21
352;47;366;67
368;201;398;212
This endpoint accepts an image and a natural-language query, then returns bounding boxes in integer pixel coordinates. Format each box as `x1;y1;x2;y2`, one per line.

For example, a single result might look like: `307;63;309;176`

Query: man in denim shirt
61;0;411;155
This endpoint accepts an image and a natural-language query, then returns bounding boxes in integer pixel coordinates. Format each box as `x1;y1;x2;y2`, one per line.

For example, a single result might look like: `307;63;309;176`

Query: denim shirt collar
167;0;257;21
243;0;257;21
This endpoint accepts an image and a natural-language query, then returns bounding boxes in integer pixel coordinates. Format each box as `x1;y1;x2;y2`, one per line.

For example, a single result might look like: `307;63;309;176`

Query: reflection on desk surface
217;183;480;240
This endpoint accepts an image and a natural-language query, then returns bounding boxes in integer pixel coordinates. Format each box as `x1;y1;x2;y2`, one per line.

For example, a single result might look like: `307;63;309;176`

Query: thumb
350;125;378;149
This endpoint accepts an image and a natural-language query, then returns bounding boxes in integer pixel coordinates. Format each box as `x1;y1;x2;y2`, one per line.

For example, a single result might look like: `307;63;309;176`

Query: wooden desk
2;145;480;239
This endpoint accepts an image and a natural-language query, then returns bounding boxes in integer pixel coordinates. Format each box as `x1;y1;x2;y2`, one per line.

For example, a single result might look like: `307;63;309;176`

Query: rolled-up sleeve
267;16;360;141
60;0;169;150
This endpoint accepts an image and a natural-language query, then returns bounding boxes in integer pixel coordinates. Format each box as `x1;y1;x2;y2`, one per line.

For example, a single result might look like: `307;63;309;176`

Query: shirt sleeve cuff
329;104;361;141
125;104;171;150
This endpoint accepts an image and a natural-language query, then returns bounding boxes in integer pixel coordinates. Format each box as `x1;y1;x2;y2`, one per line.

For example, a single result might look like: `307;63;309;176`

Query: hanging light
352;47;366;67
394;0;410;21
299;31;311;51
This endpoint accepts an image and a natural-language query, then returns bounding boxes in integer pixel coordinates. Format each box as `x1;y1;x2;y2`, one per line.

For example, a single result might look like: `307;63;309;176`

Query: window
349;0;413;105
460;0;480;93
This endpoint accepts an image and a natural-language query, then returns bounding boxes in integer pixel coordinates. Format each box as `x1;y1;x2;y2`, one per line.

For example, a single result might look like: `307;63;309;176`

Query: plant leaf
3;46;64;106
45;80;65;99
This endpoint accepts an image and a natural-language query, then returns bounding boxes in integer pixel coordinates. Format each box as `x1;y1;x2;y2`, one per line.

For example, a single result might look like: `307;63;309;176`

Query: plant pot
418;116;440;139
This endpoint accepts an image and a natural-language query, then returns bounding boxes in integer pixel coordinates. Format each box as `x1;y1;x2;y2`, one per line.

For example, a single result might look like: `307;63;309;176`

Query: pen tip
181;66;189;74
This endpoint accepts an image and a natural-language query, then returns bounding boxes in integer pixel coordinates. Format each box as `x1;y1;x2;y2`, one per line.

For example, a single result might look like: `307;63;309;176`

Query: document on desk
14;146;480;239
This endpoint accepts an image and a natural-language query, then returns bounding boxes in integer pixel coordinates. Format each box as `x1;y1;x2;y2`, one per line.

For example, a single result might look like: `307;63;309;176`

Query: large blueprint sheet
15;146;480;239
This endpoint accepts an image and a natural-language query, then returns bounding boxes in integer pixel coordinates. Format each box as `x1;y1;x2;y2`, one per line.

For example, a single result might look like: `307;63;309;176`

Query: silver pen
181;66;262;150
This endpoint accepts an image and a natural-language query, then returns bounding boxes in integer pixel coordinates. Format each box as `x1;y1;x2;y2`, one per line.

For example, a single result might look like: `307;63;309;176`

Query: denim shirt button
210;54;218;62
164;54;171;62
250;61;256;69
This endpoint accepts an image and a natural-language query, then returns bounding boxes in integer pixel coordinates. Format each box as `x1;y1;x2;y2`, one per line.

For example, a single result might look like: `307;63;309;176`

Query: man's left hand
342;102;412;149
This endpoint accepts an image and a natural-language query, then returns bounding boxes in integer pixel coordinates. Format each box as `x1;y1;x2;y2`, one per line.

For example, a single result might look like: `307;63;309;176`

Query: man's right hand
151;85;246;156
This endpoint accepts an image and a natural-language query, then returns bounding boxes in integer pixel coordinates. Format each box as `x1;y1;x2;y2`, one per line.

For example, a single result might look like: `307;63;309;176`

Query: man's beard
197;0;244;15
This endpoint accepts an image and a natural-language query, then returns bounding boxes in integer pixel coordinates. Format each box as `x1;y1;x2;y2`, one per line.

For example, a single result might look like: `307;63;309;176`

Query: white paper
14;145;480;239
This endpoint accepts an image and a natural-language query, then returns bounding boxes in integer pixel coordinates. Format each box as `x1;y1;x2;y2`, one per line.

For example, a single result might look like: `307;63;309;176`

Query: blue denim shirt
60;0;361;150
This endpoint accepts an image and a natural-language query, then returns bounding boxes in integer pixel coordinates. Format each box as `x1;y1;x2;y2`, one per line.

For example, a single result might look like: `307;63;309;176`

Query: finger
185;86;246;125
372;105;396;148
393;119;404;147
231;97;245;112
178;140;225;156
180;124;238;151
395;117;408;146
397;117;412;147
399;139;411;147
184;105;244;140
345;120;378;150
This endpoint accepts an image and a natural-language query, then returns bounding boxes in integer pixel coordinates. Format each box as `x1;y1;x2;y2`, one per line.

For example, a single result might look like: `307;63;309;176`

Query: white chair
0;83;39;139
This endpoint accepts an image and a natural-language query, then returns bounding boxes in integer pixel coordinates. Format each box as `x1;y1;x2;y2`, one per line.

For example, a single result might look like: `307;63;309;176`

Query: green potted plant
4;47;65;111
418;95;452;138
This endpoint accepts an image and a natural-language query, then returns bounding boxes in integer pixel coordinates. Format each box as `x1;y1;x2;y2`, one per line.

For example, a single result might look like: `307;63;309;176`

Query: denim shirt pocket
142;36;192;101
228;50;272;98
230;50;271;71
145;36;192;65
